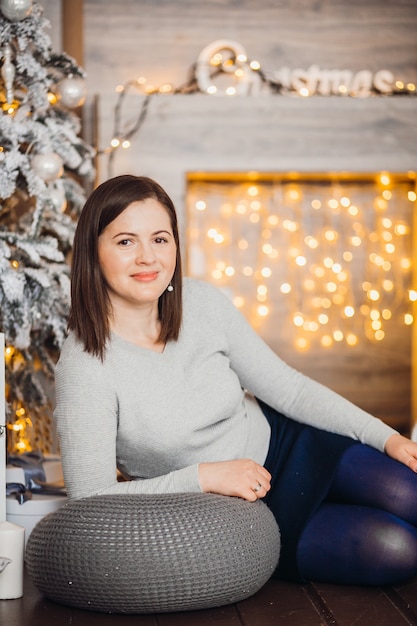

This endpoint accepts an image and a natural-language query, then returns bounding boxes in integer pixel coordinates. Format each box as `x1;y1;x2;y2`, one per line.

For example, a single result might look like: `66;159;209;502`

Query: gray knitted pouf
26;492;280;614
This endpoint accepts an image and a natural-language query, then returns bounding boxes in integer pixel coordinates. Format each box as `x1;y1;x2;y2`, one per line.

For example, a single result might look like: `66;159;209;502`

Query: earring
167;283;174;292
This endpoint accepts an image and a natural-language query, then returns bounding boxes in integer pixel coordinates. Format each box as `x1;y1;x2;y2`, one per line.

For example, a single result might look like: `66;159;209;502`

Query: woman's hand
384;433;417;473
198;459;272;501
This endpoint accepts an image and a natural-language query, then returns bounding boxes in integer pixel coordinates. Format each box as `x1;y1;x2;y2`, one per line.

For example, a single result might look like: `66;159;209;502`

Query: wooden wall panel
83;0;417;93
56;0;417;430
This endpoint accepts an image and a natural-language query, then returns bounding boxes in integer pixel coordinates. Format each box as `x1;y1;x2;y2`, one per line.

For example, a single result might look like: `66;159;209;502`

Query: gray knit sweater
54;278;397;500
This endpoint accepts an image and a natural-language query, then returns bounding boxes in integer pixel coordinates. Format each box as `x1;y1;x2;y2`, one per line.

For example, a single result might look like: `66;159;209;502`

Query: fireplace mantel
96;94;417;214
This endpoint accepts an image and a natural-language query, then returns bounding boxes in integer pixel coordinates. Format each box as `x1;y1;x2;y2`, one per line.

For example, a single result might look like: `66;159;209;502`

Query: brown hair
68;175;183;359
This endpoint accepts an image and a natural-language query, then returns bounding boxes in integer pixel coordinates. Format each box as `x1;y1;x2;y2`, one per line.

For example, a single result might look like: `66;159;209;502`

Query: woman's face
98;198;177;311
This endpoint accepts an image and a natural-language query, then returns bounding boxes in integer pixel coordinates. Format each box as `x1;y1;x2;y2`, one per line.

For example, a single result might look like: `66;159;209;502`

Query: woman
55;174;417;585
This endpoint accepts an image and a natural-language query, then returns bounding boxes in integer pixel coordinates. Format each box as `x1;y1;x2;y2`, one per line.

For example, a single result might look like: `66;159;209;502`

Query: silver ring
253;482;262;493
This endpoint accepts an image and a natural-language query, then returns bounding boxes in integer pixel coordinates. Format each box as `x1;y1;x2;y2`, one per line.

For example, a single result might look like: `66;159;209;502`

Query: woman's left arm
202;281;397;453
384;434;417;472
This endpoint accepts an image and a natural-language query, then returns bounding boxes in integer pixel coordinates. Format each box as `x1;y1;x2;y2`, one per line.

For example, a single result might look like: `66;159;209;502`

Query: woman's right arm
54;339;202;499
56;352;270;501
55;335;270;502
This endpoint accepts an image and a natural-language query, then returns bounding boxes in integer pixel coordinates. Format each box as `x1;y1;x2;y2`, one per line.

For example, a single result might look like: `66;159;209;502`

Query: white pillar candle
0;333;5;524
0;520;25;599
0;333;24;599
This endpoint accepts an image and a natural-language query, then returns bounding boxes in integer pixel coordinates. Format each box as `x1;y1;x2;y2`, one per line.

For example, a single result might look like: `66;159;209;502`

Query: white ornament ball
32;152;64;183
48;182;67;212
0;0;32;21
57;77;87;109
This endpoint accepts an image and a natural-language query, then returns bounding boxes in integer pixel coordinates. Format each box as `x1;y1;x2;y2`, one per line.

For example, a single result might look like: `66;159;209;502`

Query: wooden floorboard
311;582;414;626
237;580;323;626
2;569;417;625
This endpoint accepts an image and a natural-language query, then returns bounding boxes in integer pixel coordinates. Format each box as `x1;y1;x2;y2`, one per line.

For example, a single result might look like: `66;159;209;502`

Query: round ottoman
26;492;280;614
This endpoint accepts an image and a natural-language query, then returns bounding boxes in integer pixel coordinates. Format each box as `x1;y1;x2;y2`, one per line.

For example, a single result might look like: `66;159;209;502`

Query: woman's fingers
385;434;417;473
199;459;272;501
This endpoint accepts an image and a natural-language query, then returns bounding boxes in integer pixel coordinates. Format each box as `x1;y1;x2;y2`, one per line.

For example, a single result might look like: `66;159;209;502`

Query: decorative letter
350;70;373;97
196;39;260;95
373;70;395;94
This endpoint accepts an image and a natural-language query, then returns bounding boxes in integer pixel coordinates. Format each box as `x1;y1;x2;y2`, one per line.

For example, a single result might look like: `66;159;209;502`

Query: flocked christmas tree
0;0;95;453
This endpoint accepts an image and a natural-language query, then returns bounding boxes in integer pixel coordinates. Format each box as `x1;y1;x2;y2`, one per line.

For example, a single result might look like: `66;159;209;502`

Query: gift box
6;453;67;546
6;453;64;486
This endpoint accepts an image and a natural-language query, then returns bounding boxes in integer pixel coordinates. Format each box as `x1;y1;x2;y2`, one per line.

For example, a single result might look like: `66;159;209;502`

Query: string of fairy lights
187;173;416;351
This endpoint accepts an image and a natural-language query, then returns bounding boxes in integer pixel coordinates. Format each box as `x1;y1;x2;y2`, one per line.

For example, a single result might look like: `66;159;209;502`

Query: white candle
0;521;25;599
0;333;5;524
0;333;25;599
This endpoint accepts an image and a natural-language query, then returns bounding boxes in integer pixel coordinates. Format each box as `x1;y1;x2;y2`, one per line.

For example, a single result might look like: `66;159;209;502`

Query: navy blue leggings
297;444;417;585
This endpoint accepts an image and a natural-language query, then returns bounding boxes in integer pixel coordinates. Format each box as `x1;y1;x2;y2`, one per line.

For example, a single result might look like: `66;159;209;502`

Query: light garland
186;172;415;351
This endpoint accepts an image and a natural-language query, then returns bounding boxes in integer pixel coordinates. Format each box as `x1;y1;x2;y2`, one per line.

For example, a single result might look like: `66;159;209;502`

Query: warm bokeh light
187;173;414;350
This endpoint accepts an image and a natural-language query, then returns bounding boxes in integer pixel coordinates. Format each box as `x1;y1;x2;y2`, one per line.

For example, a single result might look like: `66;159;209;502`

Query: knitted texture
26;493;280;614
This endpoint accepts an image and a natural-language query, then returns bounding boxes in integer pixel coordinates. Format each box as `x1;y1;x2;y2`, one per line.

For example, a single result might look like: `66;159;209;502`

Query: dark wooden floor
2;569;417;626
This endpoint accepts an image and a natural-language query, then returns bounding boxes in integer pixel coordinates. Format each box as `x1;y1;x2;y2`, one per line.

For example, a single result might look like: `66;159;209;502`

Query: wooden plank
29;601;158;626
0;570;158;626
69;608;157;626
383;587;417;626
237;579;324;625
157;605;241;626
62;0;84;66
312;581;414;626
412;193;417;427
392;578;417;621
273;337;412;433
